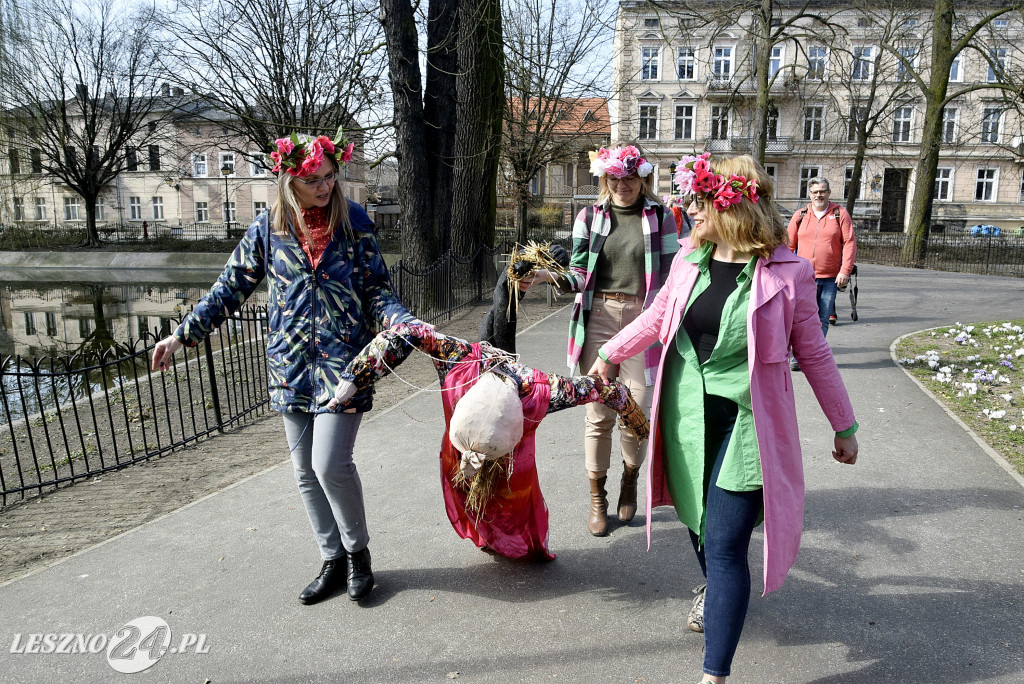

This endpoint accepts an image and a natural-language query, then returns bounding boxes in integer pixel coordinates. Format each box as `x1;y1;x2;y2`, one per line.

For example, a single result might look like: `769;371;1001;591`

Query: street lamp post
221;163;232;238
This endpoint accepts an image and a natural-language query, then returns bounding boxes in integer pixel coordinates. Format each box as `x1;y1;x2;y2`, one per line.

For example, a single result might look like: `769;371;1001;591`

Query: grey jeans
282;412;368;560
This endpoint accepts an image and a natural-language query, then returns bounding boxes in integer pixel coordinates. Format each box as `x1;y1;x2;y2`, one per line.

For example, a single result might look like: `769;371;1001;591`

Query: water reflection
0;279;269;359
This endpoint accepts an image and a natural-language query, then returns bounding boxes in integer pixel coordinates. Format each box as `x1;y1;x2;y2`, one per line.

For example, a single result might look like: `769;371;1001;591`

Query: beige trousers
578;296;653;473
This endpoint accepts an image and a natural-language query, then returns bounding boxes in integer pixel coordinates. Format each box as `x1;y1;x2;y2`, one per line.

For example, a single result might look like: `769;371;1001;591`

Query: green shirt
659;242;762;541
594;201;645;296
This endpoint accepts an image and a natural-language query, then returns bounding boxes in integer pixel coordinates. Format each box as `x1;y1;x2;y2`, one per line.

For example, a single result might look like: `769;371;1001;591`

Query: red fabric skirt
439;344;554;560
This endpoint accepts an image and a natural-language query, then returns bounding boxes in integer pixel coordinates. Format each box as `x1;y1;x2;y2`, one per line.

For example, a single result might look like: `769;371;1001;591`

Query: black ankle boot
299;557;347;605
347;547;374;601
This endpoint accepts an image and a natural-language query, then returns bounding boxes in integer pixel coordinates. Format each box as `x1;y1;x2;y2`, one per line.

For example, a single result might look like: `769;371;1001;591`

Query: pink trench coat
601;241;856;595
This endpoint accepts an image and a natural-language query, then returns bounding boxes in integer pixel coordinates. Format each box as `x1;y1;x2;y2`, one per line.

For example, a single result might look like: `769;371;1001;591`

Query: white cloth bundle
449;371;524;477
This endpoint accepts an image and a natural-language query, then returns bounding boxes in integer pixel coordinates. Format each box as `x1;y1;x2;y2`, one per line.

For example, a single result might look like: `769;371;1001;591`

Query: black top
682;258;746;365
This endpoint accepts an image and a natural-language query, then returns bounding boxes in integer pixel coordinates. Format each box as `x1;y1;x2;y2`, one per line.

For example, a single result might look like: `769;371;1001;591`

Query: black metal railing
0;307;270;505
856;231;1024;277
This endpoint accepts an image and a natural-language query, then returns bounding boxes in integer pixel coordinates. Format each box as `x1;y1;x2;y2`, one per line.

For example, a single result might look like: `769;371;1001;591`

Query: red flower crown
673;153;760;211
267;127;354;178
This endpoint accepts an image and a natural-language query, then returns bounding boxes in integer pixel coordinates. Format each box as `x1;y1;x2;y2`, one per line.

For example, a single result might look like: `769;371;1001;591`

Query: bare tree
382;0;504;267
897;0;1024;262
502;0;613;243
2;0;167;247
160;0;389;167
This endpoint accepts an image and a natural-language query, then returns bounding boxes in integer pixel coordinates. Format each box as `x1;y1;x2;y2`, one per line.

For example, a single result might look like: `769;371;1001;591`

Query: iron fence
0;307;270;506
856;231;1024;277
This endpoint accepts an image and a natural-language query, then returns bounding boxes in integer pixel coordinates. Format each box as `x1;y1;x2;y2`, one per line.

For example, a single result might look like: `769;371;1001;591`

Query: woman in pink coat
590;155;859;684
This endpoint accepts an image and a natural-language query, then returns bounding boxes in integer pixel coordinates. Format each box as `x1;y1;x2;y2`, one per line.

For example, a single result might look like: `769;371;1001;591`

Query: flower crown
673;153;760;211
588;145;654;179
267;127;355;178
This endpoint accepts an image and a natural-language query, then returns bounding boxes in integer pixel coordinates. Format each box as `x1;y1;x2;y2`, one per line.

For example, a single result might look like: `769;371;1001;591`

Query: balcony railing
729;136;796;153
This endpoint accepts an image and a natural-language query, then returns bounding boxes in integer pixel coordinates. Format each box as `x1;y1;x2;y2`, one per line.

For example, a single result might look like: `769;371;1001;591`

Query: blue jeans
815;277;838;339
688;395;764;678
283;412;369;560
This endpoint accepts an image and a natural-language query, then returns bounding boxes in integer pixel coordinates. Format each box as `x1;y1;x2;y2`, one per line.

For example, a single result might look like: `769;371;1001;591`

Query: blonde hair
596;141;660;206
689;155;787;259
270;156;353;244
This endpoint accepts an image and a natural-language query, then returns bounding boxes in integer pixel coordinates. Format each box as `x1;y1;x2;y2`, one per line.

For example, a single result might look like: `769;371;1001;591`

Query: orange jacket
786;202;857;278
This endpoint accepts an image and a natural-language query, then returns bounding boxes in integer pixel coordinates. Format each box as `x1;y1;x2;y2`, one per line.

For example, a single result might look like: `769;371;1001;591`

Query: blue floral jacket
174;201;414;413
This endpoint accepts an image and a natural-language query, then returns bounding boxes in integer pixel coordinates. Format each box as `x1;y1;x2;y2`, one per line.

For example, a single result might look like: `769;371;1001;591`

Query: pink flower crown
267;128;355;178
673;153;760;211
588;145;654;179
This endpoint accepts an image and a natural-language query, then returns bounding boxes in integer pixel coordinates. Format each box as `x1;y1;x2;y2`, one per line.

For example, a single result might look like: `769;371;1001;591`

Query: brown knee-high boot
617;461;640;522
588;476;608;536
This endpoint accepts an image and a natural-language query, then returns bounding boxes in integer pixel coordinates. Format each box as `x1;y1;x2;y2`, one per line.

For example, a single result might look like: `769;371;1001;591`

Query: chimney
76;83;88;100
173;87;184;97
161;82;170;97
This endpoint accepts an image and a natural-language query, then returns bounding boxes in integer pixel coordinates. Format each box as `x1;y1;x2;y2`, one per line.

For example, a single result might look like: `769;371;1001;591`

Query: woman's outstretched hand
833;434;859;465
150;335;183;372
587;357;612;384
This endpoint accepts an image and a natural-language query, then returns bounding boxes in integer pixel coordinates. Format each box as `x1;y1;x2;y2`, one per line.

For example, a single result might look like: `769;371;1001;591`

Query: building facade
610;1;1024;232
1;94;367;236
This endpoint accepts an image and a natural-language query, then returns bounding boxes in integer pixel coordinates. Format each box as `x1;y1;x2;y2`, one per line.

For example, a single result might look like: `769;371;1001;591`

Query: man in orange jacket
787;177;856;370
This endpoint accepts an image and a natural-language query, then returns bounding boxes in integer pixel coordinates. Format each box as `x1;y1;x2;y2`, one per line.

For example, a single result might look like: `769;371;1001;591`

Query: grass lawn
894;320;1024;477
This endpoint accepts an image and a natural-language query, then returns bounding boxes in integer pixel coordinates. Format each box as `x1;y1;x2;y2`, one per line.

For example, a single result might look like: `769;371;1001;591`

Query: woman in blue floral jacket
151;131;414;605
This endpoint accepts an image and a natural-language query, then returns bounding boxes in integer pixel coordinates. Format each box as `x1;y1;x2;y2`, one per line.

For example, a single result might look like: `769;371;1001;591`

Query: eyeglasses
809;189;830;196
684;193;706;210
296;172;337;188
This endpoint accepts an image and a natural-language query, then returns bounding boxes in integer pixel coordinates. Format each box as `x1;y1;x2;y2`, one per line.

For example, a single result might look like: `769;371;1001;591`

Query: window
152;196;164;220
934;168;953;201
253;201;267;217
30;148;42;173
903;18;918;28
941;107;958;143
78;318;93;338
857;17;871;27
710;105;730;139
638;105;659;140
45;312;57;337
897;46;918;81
8;148;19;174
63;196;81;221
64;146;77;167
148;121;157;133
803;106;824;141
641;47;660;80
844;166;856;199
949;53;963;82
192;153;207;177
763;164;776;179
33;197;46;221
12;197;24;221
852;46;874;81
981;107;1001;143
988;47;1007;82
95;197;105;221
807;46;827;80
847;106;867;141
24;312;36;336
766;110;778;139
129;196;142;220
713;46;733;80
769;46;784;79
148;145;160;171
892;106;913;142
994;18;1010;28
250;156;266;176
125;146;138;172
677;47;696;80
674;104;694;140
1020;175;1024;202
224;201;236;223
975;168;997;201
195;201;209;222
219;152;235;176
643;17;659;28
799;166;821;199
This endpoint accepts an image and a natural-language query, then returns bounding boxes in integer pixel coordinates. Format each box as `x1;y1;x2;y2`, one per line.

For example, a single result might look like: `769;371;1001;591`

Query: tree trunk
903;0;954;265
424;0;458;254
846;138;868;217
448;0;503;258
515;194;529;245
381;0;437;269
751;0;774;166
84;191;101;248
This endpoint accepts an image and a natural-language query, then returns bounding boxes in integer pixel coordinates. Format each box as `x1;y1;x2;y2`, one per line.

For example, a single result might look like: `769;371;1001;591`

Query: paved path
1;264;1023;683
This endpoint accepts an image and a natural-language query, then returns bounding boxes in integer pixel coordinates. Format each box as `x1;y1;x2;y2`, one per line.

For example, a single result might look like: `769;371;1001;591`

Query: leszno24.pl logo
10;616;209;674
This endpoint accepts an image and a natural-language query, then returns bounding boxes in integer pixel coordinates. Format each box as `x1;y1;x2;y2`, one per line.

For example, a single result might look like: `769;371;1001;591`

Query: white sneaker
687;583;706;633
